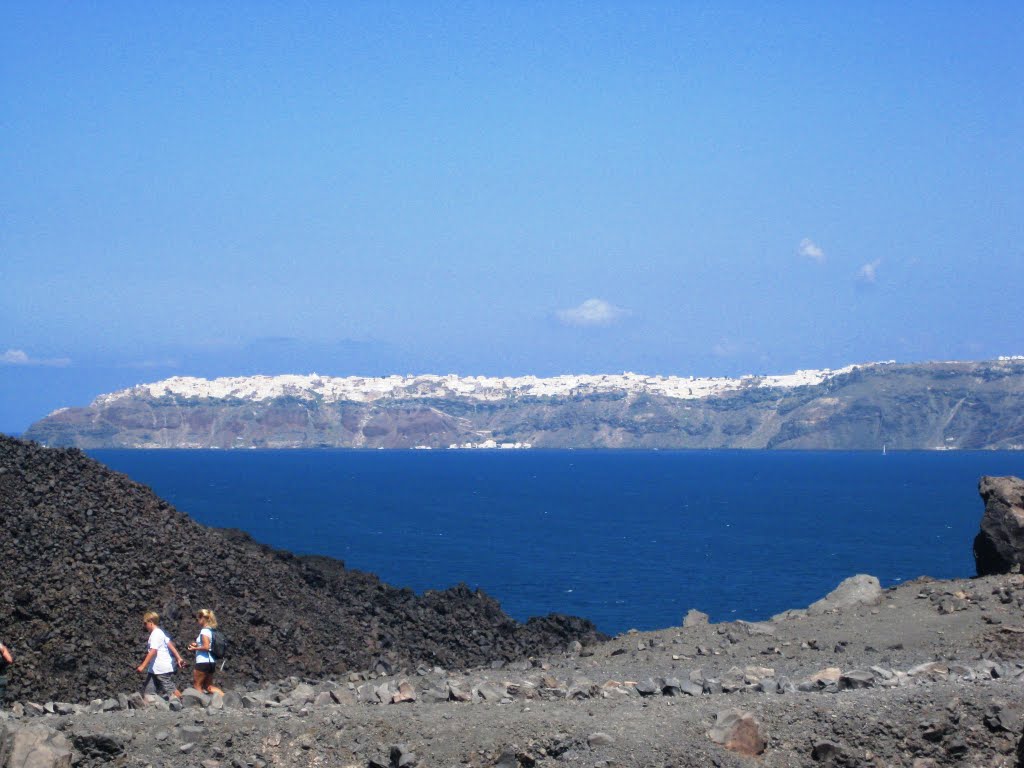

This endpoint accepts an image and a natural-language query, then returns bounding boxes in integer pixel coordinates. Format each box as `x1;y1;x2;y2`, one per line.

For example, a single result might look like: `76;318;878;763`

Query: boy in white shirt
136;612;186;699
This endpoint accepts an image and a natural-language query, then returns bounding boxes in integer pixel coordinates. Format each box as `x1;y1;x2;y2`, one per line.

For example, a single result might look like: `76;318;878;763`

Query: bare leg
206;673;224;695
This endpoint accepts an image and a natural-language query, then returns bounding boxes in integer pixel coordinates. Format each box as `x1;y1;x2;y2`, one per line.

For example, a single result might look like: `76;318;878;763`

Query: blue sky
2;2;1022;433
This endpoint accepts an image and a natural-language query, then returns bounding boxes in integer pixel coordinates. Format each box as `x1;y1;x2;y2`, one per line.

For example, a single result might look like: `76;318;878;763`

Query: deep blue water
88;450;1024;635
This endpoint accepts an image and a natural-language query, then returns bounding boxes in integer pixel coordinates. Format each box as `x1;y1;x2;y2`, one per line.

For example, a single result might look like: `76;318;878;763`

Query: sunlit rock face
22;358;1024;450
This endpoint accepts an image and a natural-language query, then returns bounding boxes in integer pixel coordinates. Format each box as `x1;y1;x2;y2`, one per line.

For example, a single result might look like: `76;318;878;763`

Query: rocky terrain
5;569;1024;767
5;438;1024;767
0;435;601;704
22;358;1024;450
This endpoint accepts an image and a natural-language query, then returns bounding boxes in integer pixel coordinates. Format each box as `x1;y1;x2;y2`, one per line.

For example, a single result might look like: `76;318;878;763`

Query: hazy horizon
3;3;1022;433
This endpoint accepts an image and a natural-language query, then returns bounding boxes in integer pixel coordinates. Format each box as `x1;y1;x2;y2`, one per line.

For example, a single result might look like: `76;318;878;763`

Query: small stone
588;732;615;747
447;682;472;702
707;709;766;756
660;677;682;696
811;741;844;762
802;667;842;687
635;679;660;697
702;678;723;695
680;680;703;696
391;681;417;704
839;669;875;690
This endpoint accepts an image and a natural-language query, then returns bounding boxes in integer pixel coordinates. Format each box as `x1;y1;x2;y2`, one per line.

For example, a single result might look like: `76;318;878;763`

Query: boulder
974;476;1024;575
313;690;338;707
180;687;212;709
807;575;882;615
284;682;316;707
985;701;1022;733
0;724;73;768
475;682;506;702
391;682;417;704
683;609;709;628
707;709;766;756
447;682;472;703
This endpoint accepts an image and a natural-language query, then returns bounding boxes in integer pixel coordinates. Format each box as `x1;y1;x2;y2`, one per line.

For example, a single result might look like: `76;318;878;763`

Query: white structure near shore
448;440;532;450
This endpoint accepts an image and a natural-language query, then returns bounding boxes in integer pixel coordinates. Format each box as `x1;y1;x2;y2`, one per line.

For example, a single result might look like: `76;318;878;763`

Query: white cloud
857;259;882;284
0;349;29;364
798;238;826;263
556;298;630;327
0;348;71;367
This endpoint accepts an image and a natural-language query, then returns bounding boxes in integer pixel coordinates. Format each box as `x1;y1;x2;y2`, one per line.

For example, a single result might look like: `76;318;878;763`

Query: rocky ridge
23;358;1024;450
5;571;1024;767
0;435;601;705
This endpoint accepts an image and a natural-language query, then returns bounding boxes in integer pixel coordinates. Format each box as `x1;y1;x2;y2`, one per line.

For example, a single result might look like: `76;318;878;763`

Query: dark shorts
0;674;6;703
195;662;216;674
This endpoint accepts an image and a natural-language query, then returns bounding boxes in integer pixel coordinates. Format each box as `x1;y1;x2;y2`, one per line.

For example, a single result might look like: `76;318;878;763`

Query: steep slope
22;358;1024;450
0;436;601;703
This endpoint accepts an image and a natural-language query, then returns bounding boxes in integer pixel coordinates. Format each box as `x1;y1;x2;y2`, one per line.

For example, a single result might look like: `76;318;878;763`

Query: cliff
22;358;1024;450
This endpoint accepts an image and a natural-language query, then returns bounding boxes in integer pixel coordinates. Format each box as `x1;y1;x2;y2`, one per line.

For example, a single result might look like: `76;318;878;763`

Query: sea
89;449;1024;636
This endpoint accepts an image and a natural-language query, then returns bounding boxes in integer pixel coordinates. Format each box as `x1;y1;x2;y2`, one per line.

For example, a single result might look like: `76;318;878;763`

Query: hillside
0;436;601;703
22;358;1024;450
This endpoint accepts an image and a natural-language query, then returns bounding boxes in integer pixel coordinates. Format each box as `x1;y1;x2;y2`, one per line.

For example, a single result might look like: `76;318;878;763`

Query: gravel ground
5;572;1024;768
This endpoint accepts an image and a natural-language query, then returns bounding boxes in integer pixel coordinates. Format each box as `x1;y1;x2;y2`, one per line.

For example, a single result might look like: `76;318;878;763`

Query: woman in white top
187;609;224;695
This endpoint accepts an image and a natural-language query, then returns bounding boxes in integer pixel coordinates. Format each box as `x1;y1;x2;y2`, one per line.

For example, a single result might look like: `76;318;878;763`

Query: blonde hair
143;611;160;626
196;608;218;628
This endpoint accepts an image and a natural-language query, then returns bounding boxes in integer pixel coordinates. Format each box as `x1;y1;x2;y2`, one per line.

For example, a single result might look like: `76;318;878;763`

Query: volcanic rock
0;723;73;768
0;436;602;703
707;709;766;756
682;609;709;628
807;574;882;614
974;475;1024;575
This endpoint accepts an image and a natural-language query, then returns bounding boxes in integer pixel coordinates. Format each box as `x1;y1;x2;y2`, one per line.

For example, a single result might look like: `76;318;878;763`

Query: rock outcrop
806;574;883;615
974;475;1024;575
0;436;602;703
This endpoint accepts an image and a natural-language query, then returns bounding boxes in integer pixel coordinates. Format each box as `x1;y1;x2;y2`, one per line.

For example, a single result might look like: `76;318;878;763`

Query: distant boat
882;444;887;455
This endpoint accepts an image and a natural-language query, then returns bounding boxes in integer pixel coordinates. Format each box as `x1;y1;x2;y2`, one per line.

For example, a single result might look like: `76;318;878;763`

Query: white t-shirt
148;627;175;675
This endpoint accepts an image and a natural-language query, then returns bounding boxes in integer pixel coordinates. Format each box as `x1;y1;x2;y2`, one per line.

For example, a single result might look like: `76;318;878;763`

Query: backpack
210;629;228;661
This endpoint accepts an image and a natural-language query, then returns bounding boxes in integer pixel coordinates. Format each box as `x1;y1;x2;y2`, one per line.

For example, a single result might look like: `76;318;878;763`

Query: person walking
0;640;12;705
136;612;186;700
188;609;224;695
